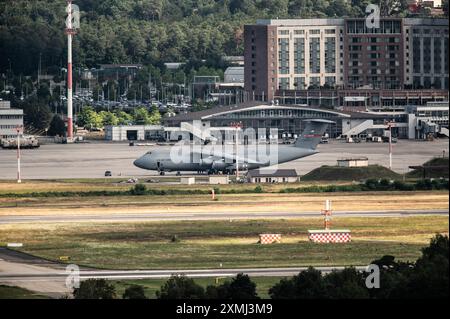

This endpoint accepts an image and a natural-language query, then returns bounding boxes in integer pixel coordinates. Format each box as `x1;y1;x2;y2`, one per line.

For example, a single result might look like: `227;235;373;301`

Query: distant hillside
0;0;416;75
301;165;402;181
407;157;449;179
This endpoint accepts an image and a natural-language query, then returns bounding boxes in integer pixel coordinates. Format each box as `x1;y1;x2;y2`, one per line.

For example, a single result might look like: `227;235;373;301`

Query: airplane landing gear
159;171;166;176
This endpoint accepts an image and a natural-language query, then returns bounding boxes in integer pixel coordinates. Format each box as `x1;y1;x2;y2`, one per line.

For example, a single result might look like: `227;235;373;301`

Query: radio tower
65;0;77;140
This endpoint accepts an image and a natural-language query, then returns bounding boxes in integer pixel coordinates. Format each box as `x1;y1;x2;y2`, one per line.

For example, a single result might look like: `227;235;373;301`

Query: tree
323;267;370;299
379;0;408;17
269;267;327;299
133;107;151;125
148;106;161;125
36;84;52;103
114;110;133;125
73;279;116;299
398;234;449;299
122;285;147;299
47;114;66;136
77;107;103;130
23;102;52;131
156;275;205;299
99;111;119;126
205;274;259;299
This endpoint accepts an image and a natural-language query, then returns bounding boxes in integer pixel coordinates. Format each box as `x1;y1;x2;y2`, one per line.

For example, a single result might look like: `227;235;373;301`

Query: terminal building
0;101;23;139
106;100;448;142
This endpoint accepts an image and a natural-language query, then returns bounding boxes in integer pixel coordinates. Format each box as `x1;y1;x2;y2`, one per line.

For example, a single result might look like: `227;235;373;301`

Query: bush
130;184;147;195
73;279;116;299
254;185;263;193
365;179;379;190
122;285;147;299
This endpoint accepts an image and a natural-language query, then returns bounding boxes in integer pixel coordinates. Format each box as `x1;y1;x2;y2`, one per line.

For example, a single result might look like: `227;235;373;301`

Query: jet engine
211;159;227;170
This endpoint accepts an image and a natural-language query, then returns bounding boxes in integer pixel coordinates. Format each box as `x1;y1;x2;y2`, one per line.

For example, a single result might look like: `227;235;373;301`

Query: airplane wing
215;152;265;165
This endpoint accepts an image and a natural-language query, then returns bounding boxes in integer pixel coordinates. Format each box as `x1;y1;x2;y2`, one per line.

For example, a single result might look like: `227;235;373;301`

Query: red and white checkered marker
259;234;281;245
308;230;351;243
308;200;351;243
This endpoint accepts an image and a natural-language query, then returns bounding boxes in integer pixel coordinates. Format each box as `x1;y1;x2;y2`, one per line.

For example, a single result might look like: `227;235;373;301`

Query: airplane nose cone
134;157;145;169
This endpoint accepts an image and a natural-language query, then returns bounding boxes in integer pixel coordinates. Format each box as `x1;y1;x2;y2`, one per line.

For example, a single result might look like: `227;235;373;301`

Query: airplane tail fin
295;119;334;150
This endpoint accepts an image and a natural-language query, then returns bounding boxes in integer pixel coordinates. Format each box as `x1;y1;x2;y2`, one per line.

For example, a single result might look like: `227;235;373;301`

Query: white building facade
0;101;24;139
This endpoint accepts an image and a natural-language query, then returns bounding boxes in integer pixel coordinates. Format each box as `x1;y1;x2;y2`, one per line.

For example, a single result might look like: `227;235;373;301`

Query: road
0;247;368;297
0;209;447;224
0;139;448;179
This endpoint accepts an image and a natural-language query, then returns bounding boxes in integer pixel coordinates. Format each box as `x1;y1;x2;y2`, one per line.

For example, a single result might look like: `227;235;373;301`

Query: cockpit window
146;152;152;155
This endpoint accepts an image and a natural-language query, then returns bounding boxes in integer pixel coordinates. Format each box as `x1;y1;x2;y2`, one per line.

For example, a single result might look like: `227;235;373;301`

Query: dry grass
0;192;447;216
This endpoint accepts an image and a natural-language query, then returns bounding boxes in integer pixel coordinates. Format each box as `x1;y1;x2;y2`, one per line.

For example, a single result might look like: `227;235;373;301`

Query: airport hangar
105;101;448;142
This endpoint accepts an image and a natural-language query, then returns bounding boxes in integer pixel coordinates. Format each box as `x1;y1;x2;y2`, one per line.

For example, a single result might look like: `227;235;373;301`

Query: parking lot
0;139;448;180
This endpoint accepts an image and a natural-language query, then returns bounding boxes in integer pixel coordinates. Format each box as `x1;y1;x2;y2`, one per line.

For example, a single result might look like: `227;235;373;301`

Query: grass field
0;285;49;299
0;217;447;270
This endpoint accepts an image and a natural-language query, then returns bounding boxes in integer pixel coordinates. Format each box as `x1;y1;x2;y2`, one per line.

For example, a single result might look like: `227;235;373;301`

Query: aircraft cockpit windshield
146;152;152;155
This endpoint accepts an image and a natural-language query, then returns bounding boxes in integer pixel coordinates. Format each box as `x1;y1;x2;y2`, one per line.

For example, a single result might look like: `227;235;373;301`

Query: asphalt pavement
0;209;447;224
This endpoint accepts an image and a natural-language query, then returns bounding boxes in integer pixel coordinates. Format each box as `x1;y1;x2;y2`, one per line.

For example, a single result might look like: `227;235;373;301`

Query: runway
0;209;447;224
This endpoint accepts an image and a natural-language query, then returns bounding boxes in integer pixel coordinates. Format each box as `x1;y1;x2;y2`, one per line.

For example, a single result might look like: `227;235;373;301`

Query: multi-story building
244;18;449;107
0;101;23;139
344;18;404;89
245;19;345;101
403;18;449;90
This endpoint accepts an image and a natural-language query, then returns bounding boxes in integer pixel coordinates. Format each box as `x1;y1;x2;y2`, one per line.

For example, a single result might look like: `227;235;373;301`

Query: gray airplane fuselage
134;119;332;174
133;144;317;173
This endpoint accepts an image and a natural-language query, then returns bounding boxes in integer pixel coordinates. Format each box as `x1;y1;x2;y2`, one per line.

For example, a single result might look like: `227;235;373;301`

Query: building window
309;38;321;74
294;38;305;74
278;38;290;74
325;37;336;73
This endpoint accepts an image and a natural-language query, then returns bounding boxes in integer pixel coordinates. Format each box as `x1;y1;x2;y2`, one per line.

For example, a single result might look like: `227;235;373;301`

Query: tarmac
0;139;448;179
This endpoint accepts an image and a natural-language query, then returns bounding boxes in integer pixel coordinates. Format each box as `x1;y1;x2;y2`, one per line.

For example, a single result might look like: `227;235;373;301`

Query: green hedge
0;179;447;198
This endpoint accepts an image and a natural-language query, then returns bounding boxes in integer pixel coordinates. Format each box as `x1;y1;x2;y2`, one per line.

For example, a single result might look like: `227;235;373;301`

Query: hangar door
127;130;138;141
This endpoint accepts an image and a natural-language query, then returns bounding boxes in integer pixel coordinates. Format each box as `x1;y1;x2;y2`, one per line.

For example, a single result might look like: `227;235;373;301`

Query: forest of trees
2;0;443;76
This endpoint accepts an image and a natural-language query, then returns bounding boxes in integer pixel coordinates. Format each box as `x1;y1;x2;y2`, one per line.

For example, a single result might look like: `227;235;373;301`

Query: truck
1;136;40;149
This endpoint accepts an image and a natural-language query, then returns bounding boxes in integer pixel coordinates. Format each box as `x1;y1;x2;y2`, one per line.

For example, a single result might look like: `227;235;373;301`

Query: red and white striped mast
16;125;22;183
65;0;77;140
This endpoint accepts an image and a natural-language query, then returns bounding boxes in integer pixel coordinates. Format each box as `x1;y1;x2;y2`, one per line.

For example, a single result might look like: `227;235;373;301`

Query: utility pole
16;125;22;183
